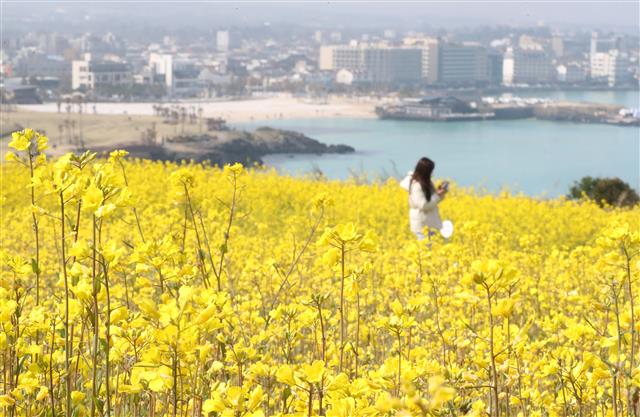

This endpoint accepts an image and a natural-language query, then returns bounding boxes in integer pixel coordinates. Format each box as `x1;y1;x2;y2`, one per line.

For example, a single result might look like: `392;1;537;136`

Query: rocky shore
94;126;355;166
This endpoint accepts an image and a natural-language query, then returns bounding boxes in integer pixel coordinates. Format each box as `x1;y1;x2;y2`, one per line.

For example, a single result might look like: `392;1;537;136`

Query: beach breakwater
377;98;640;126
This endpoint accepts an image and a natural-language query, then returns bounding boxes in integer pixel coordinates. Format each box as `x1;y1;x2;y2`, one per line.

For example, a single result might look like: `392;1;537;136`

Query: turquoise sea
237;91;640;197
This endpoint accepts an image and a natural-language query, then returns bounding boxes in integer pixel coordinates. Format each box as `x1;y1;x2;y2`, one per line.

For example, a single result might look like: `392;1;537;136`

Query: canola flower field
1;129;639;417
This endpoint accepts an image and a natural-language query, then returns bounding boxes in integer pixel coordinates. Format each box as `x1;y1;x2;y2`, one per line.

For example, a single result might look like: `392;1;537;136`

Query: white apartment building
72;54;132;90
502;47;552;85
438;43;488;84
149;53;173;87
590;50;629;86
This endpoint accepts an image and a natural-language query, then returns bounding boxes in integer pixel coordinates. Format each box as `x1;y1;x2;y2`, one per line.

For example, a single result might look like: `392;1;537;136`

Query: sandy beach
17;95;378;122
1;95;378;158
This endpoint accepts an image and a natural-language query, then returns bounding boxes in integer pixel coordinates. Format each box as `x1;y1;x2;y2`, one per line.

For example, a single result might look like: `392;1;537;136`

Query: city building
319;44;422;84
502;47;553;85
318;45;362;71
363;47;422;84
518;35;544;51
590;32;621;55
487;49;504;85
216;31;230;52
590;49;630;86
403;36;439;84
420;39;439;84
438;43;488;85
149;53;174;87
1;83;42;104
72;54;132;90
172;63;203;96
556;63;587;83
14;53;70;80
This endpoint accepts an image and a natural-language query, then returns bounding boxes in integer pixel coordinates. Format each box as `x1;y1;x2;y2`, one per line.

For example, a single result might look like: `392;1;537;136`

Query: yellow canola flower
82;183;103;212
5;151;21;163
202;397;225;413
1;150;639;417
276;364;297;386
492;298;517;318
35;386;49;402
109;149;129;163
36;134;49;152
8;130;32;151
299;360;325;384
224;162;245;177
70;390;85;404
0;394;15;407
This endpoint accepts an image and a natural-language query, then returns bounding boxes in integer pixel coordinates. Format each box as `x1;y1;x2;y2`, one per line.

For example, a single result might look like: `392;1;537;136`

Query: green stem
339;243;346;373
60;192;72;417
91;215;99;417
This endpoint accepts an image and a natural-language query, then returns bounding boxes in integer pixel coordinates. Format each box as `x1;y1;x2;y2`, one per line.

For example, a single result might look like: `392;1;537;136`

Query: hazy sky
2;1;639;33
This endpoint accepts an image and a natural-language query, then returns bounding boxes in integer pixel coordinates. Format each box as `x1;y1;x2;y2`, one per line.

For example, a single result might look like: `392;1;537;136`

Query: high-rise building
318;46;335;71
216;31;230;52
318;44;421;84
363;48;422;84
420;39;439;85
487;50;504;85
149;53;173;87
403;37;439;84
502;47;552;85
590;50;629;86
318;45;363;71
438;43;488;84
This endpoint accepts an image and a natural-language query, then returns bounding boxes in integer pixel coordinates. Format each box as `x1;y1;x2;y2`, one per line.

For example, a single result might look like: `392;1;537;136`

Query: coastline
16;95;378;123
1;97;366;162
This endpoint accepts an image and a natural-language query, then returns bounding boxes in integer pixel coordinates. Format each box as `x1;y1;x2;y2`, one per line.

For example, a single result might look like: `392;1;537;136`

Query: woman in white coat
399;157;448;240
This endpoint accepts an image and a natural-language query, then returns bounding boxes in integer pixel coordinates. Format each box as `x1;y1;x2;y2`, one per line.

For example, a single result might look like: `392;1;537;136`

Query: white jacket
400;172;443;233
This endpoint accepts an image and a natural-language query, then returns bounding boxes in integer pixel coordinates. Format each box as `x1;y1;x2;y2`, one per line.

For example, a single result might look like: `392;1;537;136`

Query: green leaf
31;258;40;275
100;337;109;352
282;386;291;401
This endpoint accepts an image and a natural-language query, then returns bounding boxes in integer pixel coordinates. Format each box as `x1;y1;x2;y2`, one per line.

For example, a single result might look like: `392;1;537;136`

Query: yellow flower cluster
1;129;639;417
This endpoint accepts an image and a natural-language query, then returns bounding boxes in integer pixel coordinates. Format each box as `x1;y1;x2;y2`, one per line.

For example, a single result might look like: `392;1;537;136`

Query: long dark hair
412;157;435;201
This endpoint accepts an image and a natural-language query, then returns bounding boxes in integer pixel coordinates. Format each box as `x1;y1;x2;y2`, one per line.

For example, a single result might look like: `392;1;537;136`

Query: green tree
569;176;639;207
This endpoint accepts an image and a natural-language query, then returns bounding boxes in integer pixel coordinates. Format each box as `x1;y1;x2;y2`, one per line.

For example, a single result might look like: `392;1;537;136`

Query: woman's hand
436;185;448;197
